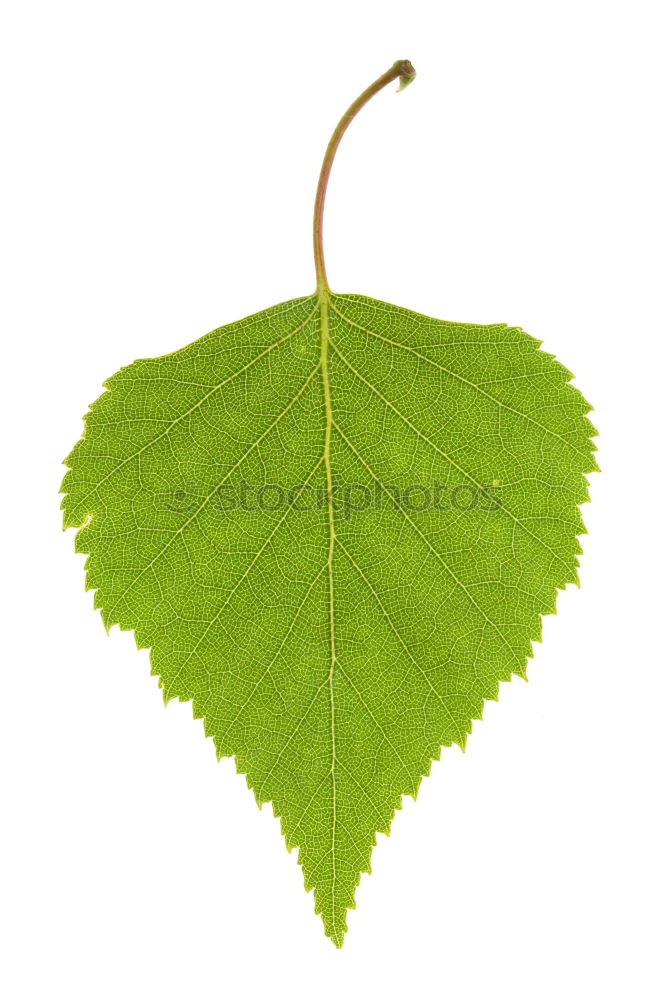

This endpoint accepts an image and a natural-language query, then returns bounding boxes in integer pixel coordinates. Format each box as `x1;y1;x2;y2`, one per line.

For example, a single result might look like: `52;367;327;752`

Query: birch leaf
61;60;597;946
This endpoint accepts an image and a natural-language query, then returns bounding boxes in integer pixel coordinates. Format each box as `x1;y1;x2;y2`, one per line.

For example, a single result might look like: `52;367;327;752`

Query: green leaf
61;60;597;945
61;290;596;944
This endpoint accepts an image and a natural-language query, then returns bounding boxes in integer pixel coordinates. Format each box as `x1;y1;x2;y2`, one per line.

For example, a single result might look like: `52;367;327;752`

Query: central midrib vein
310;63;415;939
319;288;338;933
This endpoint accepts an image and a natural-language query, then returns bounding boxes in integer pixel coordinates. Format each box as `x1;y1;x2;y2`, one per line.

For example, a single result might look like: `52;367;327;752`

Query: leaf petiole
312;59;416;292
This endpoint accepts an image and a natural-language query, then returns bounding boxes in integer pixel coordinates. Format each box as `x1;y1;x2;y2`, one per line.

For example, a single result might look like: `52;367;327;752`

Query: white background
1;1;664;997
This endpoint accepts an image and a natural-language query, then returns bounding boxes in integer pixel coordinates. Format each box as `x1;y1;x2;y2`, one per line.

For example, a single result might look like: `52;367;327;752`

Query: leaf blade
61;291;596;944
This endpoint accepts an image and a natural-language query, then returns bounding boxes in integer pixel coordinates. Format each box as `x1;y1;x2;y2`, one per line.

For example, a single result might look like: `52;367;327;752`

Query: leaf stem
312;59;416;292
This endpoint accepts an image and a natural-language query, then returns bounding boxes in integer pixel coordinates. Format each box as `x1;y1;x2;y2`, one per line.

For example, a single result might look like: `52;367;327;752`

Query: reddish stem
312;59;416;292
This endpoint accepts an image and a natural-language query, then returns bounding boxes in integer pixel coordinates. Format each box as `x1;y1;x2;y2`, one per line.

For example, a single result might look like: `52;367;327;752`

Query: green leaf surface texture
61;291;597;945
